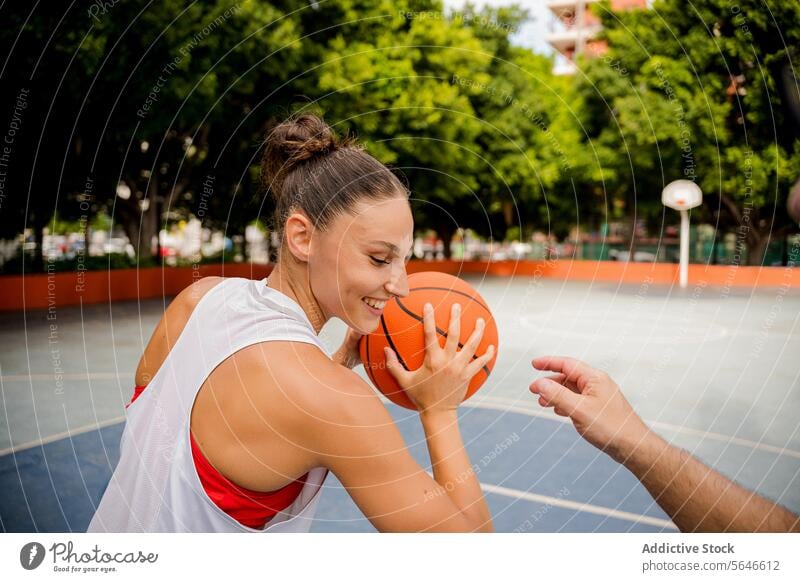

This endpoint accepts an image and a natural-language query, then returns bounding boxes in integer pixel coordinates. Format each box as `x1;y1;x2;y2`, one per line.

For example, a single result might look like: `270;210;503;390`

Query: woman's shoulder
235;341;384;421
162;276;229;330
134;277;226;385
174;276;227;306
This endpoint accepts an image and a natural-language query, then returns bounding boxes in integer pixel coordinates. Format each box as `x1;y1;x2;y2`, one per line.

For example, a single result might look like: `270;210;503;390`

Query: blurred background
1;0;798;274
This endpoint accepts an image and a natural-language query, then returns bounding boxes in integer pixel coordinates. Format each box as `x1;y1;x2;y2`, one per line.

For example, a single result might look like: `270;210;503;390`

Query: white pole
679;209;690;288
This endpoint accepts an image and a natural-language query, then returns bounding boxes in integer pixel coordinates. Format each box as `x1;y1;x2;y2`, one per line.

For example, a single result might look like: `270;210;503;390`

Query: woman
89;114;496;533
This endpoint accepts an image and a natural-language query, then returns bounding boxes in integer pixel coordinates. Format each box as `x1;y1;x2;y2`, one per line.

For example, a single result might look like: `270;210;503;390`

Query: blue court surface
1;276;799;532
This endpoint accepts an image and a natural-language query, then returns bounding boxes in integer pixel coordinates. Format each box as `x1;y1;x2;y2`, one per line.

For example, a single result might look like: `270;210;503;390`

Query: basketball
359;271;499;410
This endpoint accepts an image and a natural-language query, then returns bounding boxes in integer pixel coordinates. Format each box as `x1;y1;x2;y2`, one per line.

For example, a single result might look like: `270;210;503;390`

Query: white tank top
88;277;329;532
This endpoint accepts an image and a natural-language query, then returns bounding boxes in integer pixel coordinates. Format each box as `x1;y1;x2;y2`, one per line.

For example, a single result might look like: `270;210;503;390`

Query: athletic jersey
126;384;308;529
88;277;329;532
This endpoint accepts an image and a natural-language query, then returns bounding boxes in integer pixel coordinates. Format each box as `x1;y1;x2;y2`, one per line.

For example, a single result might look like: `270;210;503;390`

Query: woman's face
308;195;414;334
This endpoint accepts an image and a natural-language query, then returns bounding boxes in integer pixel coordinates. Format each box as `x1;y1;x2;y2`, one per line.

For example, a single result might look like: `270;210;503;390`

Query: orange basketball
358;271;499;410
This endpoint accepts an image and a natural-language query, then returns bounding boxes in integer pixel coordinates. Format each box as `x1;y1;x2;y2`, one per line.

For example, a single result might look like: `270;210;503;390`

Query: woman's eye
370;256;391;265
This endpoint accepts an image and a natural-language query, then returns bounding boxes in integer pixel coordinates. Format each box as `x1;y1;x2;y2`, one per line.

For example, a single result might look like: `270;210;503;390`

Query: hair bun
261;114;338;195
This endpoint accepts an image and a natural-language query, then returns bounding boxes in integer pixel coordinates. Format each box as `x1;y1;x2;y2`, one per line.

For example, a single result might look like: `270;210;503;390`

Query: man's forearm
621;431;800;532
420;410;493;532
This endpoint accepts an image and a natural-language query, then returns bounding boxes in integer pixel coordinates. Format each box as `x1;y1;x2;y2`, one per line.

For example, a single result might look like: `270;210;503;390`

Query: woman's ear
284;212;314;262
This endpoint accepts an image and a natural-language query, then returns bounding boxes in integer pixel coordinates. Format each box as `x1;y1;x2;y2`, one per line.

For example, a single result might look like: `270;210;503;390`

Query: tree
0;6;101;271
1;1;307;267
580;0;800;264
302;1;586;255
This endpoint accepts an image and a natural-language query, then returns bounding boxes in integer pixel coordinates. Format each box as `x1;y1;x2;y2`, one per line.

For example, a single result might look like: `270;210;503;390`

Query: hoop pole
680;209;690;288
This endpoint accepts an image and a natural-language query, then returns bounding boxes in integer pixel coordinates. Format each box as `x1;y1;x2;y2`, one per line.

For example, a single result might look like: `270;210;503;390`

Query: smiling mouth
362;297;387;315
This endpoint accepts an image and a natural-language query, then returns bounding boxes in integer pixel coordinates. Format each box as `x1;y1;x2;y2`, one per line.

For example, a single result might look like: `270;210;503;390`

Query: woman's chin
357;322;379;335
352;317;380;335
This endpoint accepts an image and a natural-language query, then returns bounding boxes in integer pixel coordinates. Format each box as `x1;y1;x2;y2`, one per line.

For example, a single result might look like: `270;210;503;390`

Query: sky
443;0;556;55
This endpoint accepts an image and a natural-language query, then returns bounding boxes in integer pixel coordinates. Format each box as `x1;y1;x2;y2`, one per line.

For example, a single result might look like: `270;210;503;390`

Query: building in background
547;0;649;74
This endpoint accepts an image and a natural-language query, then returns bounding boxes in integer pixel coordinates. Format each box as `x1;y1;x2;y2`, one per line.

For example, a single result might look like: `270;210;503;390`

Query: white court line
465;397;800;461
0;416;126;457
2;416;677;531
479;481;678;530
3;414;677;531
0;408;727;531
4;394;798;461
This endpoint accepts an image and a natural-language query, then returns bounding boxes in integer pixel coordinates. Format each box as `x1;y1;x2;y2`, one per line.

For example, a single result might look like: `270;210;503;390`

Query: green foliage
581;0;800;262
3;0;796;270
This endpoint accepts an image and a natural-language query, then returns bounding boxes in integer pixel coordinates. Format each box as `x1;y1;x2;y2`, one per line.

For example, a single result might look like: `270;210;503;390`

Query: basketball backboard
662;179;702;211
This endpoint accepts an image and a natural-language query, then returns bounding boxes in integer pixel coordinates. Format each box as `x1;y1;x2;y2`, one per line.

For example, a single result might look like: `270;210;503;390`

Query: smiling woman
88;113;495;533
275;195;415;336
261;115;414;336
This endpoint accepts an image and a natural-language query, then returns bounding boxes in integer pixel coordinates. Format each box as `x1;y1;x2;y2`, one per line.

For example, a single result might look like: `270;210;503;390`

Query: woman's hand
333;328;364;369
384;302;495;414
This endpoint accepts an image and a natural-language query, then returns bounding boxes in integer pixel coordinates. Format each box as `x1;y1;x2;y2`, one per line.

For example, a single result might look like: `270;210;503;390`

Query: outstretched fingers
532;355;593;391
444;303;461;354
543;373;580;394
464;344;495;379
422;303;440;355
529;376;581;417
384;347;411;384
458;317;486;363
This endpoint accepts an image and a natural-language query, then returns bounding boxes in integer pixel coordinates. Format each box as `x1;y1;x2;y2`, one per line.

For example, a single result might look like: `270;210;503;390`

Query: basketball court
2;275;798;532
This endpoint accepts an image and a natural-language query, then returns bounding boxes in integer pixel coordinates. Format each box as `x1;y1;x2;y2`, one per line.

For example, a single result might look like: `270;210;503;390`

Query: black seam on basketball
408;286;490;312
381;314;409;371
395;298;491;376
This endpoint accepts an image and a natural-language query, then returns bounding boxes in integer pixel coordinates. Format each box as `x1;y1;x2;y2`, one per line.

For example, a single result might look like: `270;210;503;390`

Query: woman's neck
265;260;327;335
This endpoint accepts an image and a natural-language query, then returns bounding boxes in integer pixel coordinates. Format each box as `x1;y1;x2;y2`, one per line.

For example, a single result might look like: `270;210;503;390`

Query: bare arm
310;375;492;532
384;302;494;530
419;409;489;529
529;356;800;533
305;302;494;532
623;430;800;532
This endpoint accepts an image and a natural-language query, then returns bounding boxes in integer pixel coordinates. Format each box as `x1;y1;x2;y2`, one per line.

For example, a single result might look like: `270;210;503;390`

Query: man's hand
530;355;800;532
529;356;651;464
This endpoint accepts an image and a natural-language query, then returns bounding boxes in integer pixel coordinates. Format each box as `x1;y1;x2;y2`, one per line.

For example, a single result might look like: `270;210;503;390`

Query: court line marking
0;413;763;532
479;481;678;530
465;397;800;461
3;415;677;530
0;416;126;457
419;469;677;530
4;393;799;461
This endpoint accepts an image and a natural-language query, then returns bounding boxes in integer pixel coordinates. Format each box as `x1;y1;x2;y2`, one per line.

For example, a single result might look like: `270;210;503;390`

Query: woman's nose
386;264;409;298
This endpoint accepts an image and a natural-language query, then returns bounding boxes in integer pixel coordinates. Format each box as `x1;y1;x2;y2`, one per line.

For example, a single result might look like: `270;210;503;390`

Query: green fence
573;229;798;266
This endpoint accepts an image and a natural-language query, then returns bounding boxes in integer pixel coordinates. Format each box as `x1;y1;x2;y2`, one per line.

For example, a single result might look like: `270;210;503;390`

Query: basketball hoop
662;180;703;289
663;180;702;211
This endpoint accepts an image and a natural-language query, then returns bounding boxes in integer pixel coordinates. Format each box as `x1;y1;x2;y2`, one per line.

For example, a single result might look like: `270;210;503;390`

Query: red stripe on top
128;384;307;529
125;385;148;408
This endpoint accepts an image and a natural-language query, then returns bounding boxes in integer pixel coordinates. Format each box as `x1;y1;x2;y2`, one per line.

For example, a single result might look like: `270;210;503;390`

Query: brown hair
260;114;408;244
